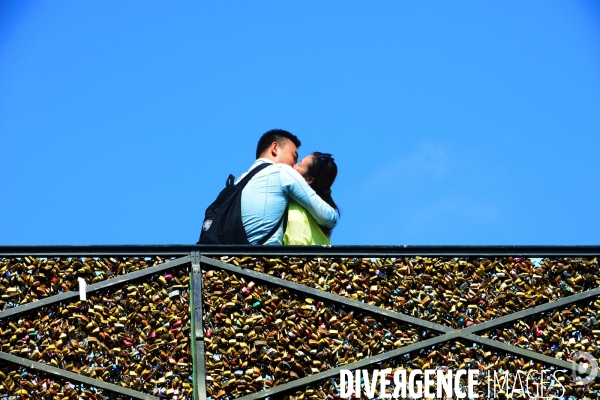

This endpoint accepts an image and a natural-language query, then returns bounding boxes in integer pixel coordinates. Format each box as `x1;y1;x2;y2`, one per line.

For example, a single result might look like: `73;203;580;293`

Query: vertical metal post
189;269;197;400
191;251;207;400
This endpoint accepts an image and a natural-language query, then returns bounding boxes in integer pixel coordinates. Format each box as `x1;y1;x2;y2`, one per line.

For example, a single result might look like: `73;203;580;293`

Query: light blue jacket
237;159;339;245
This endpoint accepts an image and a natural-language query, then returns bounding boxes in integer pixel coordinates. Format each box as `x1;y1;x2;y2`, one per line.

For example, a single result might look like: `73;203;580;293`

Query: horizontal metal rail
0;245;195;257
0;255;191;319
1;245;600;257
0;352;160;400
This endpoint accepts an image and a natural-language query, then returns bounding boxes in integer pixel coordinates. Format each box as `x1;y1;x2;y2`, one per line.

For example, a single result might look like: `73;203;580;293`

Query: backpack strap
237;161;282;245
236;162;270;187
235;161;289;245
257;204;289;245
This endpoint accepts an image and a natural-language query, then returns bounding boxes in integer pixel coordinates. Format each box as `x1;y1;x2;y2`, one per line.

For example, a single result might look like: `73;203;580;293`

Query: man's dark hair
255;129;301;159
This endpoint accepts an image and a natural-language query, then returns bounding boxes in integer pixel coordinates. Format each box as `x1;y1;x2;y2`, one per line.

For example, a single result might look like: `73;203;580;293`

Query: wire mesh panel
0;253;192;400
200;252;600;400
0;256;174;310
480;296;600;370
201;266;437;399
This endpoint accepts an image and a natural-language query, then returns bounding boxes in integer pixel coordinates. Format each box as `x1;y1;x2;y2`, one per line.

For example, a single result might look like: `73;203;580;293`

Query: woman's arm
279;165;339;228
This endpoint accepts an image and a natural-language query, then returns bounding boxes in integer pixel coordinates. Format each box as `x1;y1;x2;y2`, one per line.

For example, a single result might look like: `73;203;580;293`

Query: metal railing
1;245;599;399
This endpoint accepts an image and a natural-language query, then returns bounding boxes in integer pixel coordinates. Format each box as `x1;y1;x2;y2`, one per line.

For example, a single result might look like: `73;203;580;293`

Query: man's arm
279;165;339;228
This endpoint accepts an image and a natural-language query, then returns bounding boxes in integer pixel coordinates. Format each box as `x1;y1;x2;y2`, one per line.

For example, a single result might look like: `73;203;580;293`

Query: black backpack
197;163;287;245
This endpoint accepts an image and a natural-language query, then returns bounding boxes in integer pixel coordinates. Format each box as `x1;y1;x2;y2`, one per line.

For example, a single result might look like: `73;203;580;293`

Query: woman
283;152;340;245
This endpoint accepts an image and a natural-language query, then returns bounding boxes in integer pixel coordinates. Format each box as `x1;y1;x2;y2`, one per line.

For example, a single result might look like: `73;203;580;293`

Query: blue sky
1;1;599;246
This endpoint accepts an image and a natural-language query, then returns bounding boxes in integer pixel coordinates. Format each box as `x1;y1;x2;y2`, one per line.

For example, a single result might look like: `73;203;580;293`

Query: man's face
276;139;298;167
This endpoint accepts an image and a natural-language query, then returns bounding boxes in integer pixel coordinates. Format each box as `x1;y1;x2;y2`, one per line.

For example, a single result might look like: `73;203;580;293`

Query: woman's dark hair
306;151;340;237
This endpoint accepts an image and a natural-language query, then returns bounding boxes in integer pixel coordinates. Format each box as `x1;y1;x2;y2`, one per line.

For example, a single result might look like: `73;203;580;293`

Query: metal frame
2;244;600;257
2;245;600;400
191;251;208;400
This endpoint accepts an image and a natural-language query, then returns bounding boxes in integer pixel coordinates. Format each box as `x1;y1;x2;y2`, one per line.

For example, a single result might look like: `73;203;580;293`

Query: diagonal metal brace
0;351;160;400
233;334;455;400
462;286;600;334
230;331;585;400
460;333;578;372
200;256;453;334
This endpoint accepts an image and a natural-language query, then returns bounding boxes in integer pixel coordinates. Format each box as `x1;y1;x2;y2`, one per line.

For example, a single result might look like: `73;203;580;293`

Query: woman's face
293;154;315;181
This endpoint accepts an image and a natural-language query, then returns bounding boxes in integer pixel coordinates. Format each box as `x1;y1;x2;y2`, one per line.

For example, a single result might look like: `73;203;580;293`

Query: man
238;129;339;245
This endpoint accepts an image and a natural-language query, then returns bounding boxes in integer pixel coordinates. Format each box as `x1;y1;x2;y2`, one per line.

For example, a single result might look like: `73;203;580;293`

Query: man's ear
306;176;314;185
270;142;279;157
